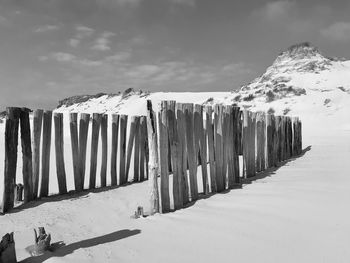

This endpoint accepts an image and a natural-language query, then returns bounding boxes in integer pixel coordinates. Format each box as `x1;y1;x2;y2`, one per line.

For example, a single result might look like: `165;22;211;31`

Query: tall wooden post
139;116;147;182
125;116;137;180
69;113;82;191
40;110;52;198
32;109;43;198
110;114;119;185
205;106;216;193
133;116;141;182
100;114;108;187
20;108;34;202
1;108;20;213
119;115;128;185
54;113;67;194
89;113;101;189
146;100;160;215
79;113;90;189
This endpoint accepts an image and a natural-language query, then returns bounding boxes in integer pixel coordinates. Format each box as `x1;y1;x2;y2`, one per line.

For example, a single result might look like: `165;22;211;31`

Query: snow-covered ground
1;42;350;262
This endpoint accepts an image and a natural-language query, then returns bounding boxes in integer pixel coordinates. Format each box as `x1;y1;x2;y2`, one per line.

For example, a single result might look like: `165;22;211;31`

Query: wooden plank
255;112;263;172
53;113;67;194
158;102;170;212
119;115;128;185
167;101;183;209
125;116;137;181
139;116;147;182
89;113;101;189
40;110;52;198
79;113;90;189
146;100;160;214
205;106;216;193
214;105;225;191
232;107;241;184
250;112;257;176
133;116;141;182
176;103;189;204
194;104;208;194
32;109;43;199
275;116;282;162
100;114;108;187
184;103;198;201
1;108;20;213
242;110;249;178
226;106;235;189
69;113;81;191
110;114;119;185
19;108;34;203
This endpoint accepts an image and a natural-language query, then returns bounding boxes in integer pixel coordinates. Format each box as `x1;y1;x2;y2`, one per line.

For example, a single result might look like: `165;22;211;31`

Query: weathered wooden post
167;101;183;209
119;115;128;185
266;114;275;168
176;103;190;204
275;116;282;162
110;114;119;185
15;184;24;202
158;102;170;212
0;232;17;263
184;103;198;200
194;104;209;195
139;116;147;182
133;116;141;182
89;113;101;189
232;107;241;185
54;113;67;194
225;106;234;189
20;108;34;202
205;106;216;193
146;100;160;215
40;110;52;198
125;116;137;180
79;113;90;189
32;109;43;199
69;113;82;191
214;105;225;190
100;114;108;187
242;110;249;178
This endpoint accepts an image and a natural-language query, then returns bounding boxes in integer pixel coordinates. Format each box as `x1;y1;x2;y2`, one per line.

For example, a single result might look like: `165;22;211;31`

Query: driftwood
32;227;51;256
0;232;17;263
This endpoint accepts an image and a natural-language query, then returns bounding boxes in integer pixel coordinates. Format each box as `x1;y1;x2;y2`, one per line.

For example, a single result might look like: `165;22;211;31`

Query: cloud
50;52;76;62
253;0;296;21
221;63;252;75
75;25;95;39
321;22;350;42
96;0;143;8
34;24;59;33
91;31;116;51
105;52;131;63
0;15;8;24
169;0;196;7
68;38;80;48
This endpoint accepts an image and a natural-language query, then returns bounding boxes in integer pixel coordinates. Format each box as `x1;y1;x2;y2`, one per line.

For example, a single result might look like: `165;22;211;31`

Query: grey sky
0;0;350;109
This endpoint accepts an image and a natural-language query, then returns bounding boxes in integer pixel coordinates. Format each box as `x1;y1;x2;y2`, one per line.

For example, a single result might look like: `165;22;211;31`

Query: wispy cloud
68;38;80;48
76;25;95;39
321;22;350;42
96;0;143;8
169;0;196;7
91;31;116;51
40;52;77;63
0;15;8;24
34;24;59;33
252;0;296;21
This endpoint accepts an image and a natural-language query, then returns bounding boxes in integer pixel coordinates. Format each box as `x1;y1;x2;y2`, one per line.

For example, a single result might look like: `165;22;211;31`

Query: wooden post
250;112;256;176
205;106;216;193
275;116;282;162
232;107;241;184
139;116;147;182
100;114;108;187
225;106;234;189
176;103;190;204
146;100;160;215
32;109;43;199
125;116;137;181
79;113;90;189
194;104;209;195
133;116;141;182
256;112;263;172
159;102;170;212
1;108;20;213
15;184;23;202
184;103;198;201
20;108;34;202
69;113;82;191
54;113;67;194
0;232;17;263
242;110;249;178
110;114;119;185
214;105;225;191
119;115;128;185
167;101;183;209
89;113;101;189
40;110;52;198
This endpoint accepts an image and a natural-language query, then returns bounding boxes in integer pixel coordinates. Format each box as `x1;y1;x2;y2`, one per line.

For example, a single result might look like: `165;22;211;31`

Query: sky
1;0;350;109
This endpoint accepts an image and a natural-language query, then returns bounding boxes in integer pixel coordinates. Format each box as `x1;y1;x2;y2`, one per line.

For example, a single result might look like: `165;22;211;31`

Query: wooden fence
148;101;303;213
1;107;148;213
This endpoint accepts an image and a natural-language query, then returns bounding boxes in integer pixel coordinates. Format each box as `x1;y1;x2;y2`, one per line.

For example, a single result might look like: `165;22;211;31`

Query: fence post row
1;102;302;214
